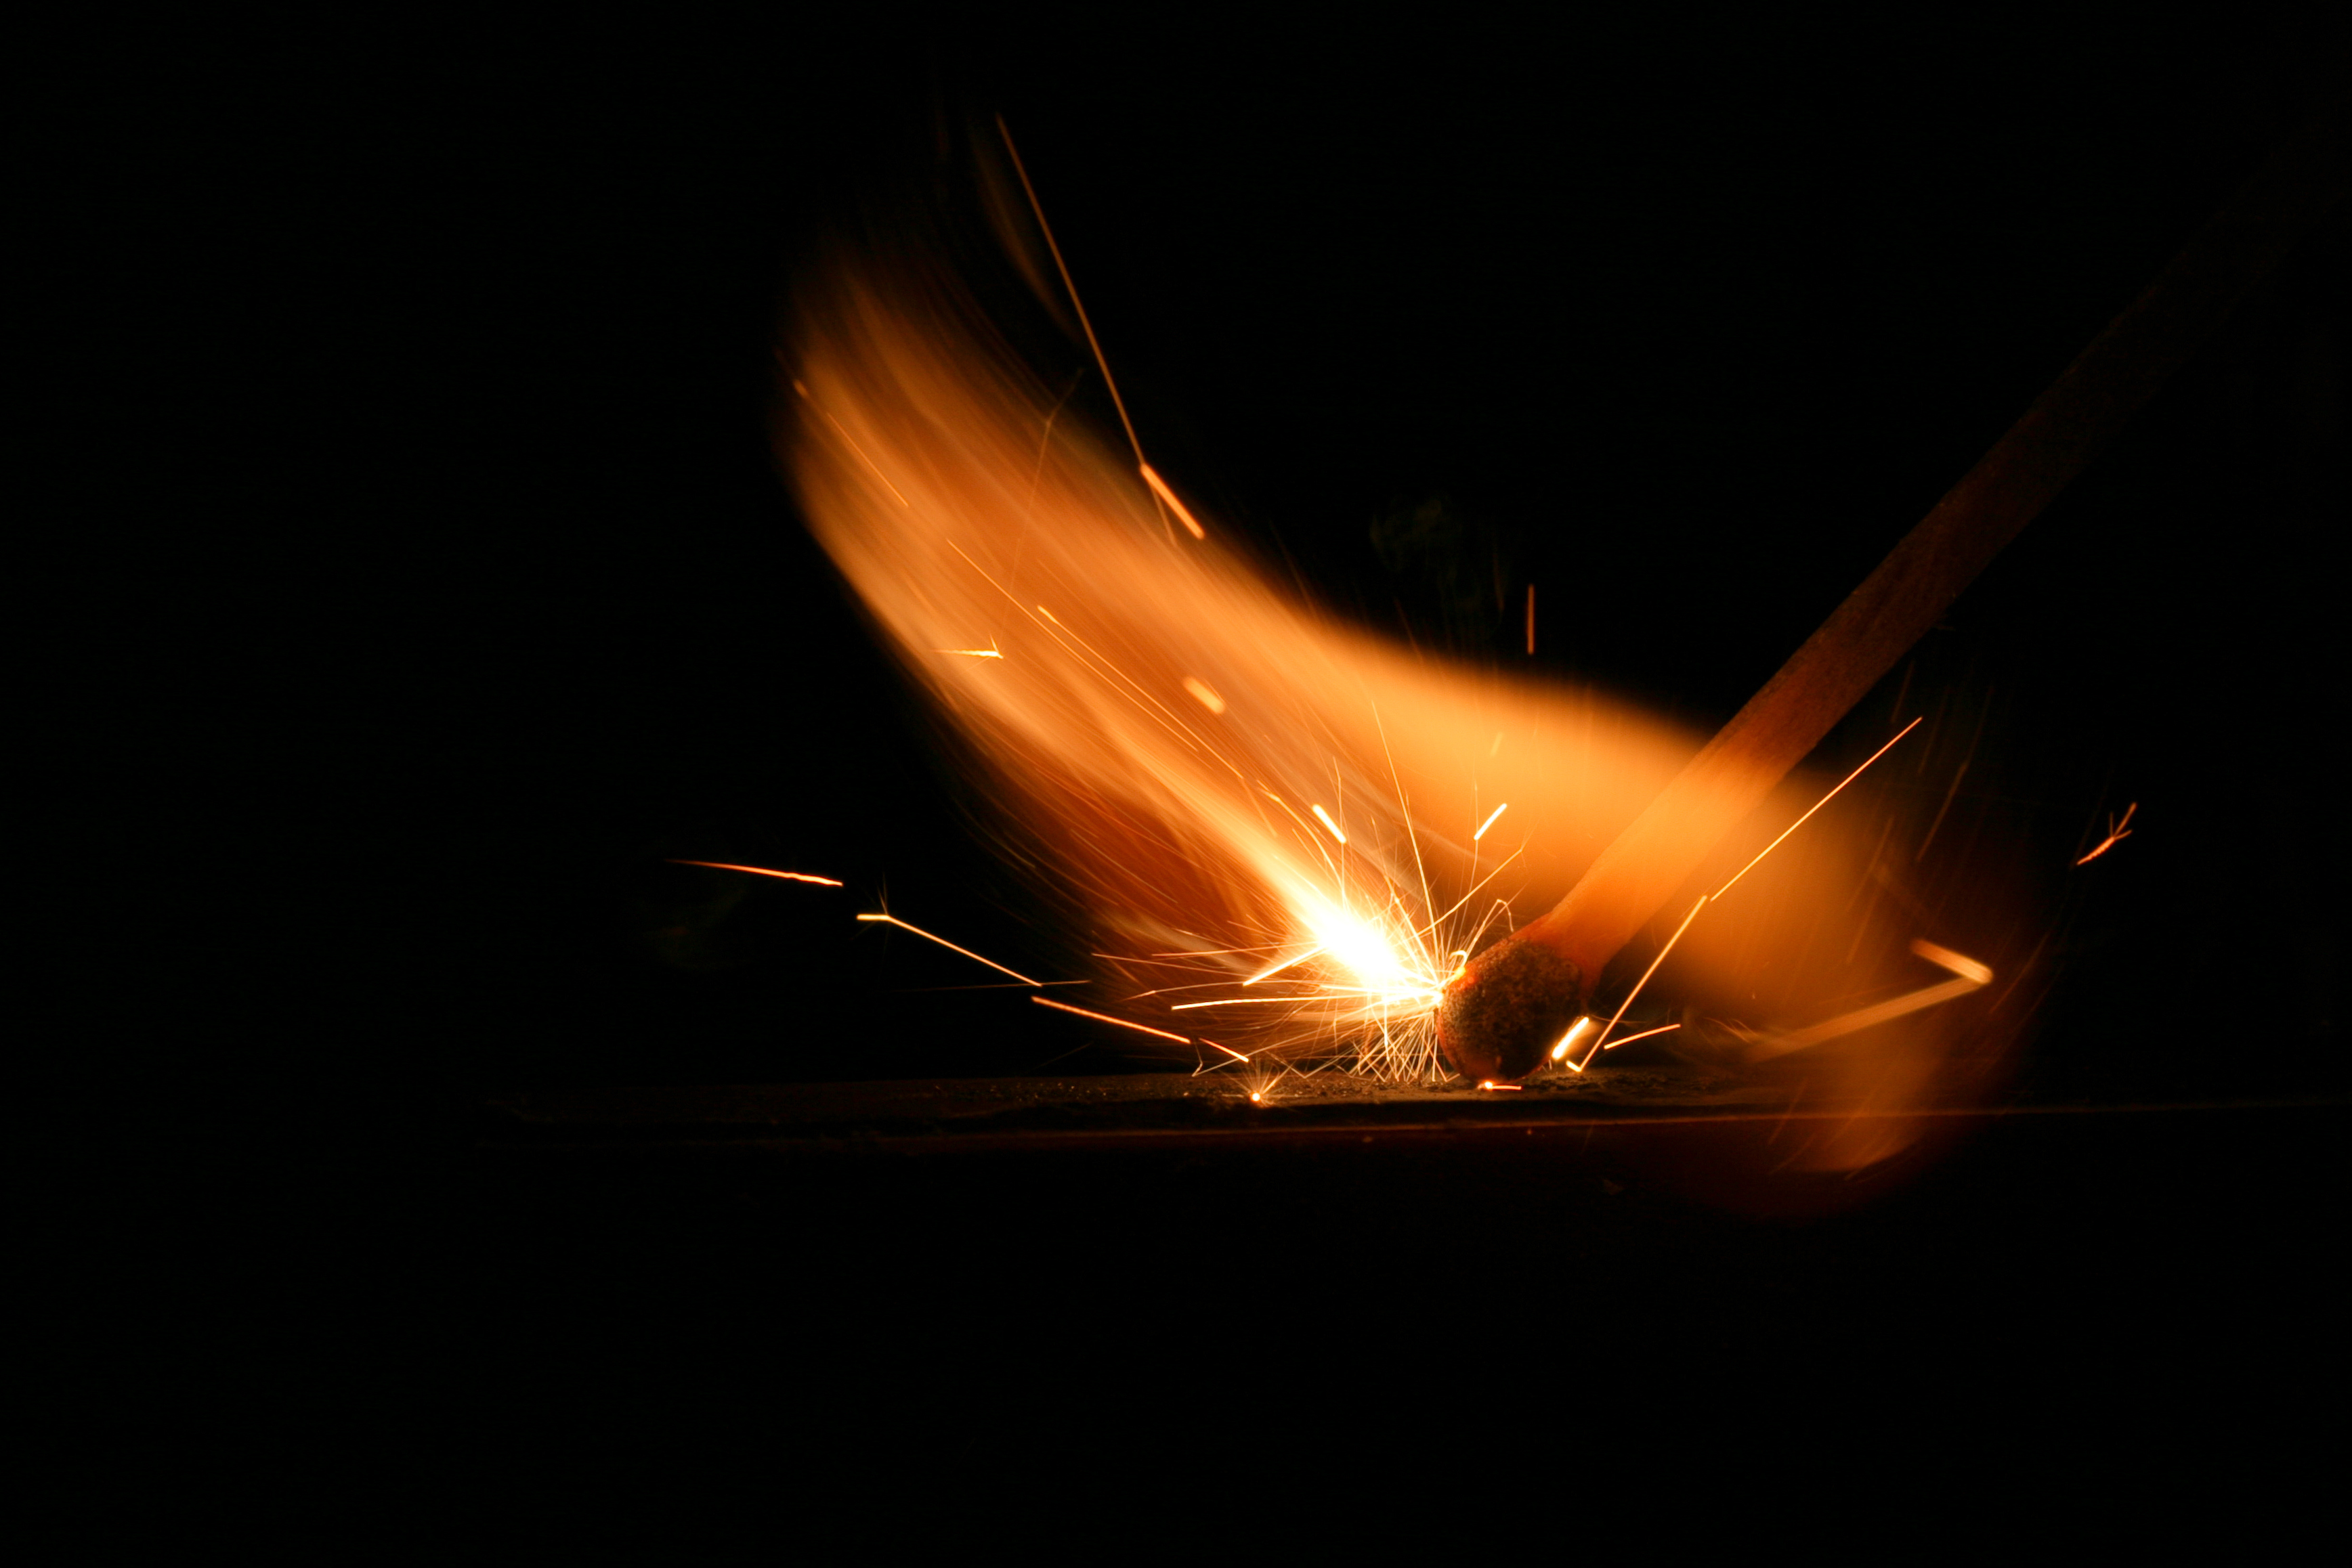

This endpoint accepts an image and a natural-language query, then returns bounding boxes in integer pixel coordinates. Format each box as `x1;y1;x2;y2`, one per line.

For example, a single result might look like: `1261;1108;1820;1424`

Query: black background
347;10;2346;1104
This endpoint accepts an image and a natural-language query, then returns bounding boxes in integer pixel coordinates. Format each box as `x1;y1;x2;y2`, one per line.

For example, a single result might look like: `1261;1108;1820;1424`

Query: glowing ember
668;860;844;887
855;912;1042;986
2075;802;2137;865
1031;995;1189;1043
1548;1016;1594;1062
1138;463;1208;541
1598;1022;1681;1052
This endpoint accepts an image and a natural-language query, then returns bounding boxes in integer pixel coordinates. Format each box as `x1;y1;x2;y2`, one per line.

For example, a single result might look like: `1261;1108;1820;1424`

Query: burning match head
1434;934;1588;1083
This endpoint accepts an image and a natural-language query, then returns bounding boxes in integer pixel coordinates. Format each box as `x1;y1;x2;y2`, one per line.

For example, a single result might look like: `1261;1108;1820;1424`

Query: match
1435;103;2348;1082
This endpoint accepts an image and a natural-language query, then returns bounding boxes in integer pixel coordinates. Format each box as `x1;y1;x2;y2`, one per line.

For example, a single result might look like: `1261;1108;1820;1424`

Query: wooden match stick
1437;101;2349;1081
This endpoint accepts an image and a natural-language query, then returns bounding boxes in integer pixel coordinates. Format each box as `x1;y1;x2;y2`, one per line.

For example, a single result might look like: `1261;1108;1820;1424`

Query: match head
1434;932;1589;1083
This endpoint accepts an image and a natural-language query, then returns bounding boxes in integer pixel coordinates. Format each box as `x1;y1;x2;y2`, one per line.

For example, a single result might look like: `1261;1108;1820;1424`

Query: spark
1549;1016;1596;1062
855;913;1042;985
1237;1064;1306;1104
794;162;2025;1102
1910;938;1992;986
1748;938;1993;1060
1711;716;1924;901
1916;691;1994;864
952;573;1221;762
794;380;910;508
1031;995;1191;1043
1417;850;1526;942
1478;1081;1523;1091
1145;945;1286;959
667;860;842;887
1243;946;1323;986
2076;802;2137;865
993;118;1161;521
1139;463;1208;540
1296;896;1435;1001
1578;896;1709;1068
1600;1021;1682;1051
1370;703;1441;974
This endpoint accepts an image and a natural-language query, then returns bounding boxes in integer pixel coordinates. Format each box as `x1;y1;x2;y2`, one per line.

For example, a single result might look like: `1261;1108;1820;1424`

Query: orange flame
786;250;1717;1071
783;231;2029;1123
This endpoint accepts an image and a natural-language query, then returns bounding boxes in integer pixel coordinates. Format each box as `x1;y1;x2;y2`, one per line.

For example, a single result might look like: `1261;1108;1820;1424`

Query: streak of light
1139;463;1208;540
1478;1081;1524;1091
1910;938;1992;986
1579;896;1709;1068
1600;1022;1682;1051
1769;1083;1808;1144
1711;716;1923;901
1415;851;1525;944
1145;945;1288;959
794;380;909;508
950;571;1217;764
1030;995;1191;1043
1367;703;1445;967
667;860;843;887
2076;802;2138;865
855;913;1042;985
1025;368;1085;514
1310;804;1346;844
1524;584;1535;655
1170;996;1311;1010
1472;802;1510;842
1988;925;2056;1015
1367;704;1442;971
1203;1039;1252;1063
1748;938;1993;1060
940;640;1004;658
1549;1016;1595;1062
1917;693;1994;864
1182;676;1226;714
993;116;1169;539
1243;946;1323;986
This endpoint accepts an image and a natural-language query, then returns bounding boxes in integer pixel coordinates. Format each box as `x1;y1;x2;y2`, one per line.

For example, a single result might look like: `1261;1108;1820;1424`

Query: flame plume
783;230;2028;1112
785;247;1712;1072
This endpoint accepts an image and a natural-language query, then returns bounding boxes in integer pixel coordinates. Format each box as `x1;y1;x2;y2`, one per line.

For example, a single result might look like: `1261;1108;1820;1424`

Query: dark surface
479;1068;1795;1144
475;1090;2346;1509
